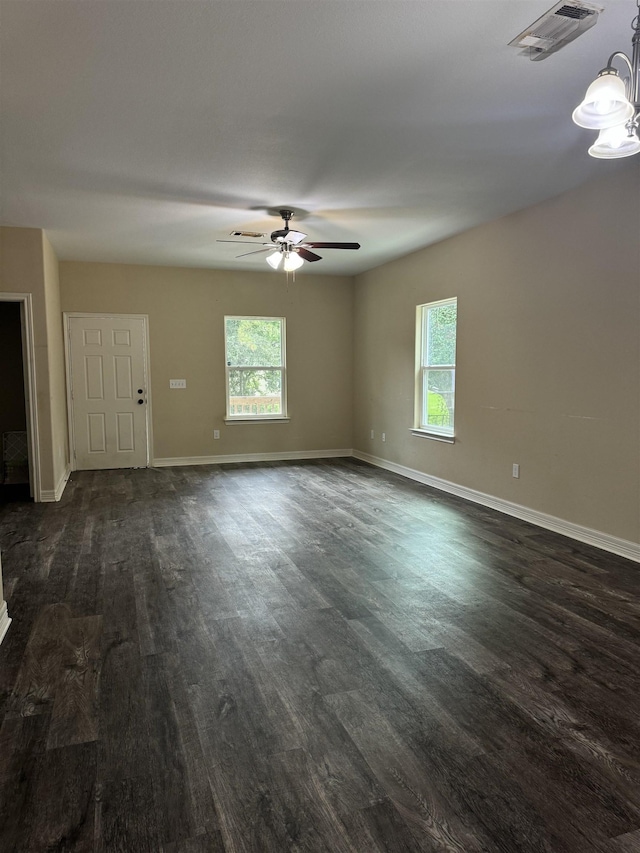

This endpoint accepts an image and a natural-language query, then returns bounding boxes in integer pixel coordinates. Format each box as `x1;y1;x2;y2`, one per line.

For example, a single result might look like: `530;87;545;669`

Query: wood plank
7;603;74;718
326;688;490;852
0;714;51;850
19;741;97;852
47;614;103;749
253;653;387;816
96;632;149;783
338;800;432;853
143;653;209;845
162;834;226;853
610;829;640;852
162;656;224;839
96;775;163;853
189;616;301;756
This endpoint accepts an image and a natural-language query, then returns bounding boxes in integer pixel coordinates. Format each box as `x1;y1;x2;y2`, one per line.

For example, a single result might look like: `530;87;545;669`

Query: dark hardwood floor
1;458;640;852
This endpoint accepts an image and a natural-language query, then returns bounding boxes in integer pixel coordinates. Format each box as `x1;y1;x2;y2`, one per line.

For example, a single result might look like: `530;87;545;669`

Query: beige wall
353;164;640;544
0;226;68;496
59;263;354;460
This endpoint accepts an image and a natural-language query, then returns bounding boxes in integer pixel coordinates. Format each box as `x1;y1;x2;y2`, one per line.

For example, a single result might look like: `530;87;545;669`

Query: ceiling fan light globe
572;73;634;129
266;251;282;269
283;252;304;272
588;123;640;159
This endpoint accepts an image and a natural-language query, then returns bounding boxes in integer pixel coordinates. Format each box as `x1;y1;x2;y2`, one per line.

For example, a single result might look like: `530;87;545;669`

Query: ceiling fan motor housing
271;209;295;243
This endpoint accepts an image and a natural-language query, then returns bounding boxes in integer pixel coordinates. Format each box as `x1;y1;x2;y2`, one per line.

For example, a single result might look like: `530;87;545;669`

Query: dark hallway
0;301;30;502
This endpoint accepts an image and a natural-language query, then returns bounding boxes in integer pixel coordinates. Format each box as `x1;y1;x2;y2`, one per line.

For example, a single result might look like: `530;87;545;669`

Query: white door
68;316;149;470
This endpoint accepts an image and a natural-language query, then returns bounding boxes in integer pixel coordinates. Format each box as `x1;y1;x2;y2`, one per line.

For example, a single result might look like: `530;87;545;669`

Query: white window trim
224;316;287;421
409;428;455;444
414;297;457;441
224;417;290;424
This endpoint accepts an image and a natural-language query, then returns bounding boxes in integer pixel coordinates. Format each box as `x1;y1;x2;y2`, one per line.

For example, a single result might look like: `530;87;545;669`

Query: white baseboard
0;601;11;646
40;464;71;502
153;448;354;468
353;450;640;563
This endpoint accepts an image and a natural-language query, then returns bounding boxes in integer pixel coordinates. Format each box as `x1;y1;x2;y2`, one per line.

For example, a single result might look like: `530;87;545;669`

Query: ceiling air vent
555;5;591;19
229;230;266;238
509;0;603;60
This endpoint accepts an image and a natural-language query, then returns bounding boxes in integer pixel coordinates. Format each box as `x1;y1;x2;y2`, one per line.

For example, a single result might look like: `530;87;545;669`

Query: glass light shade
266;251;282;270
572;72;634;130
588;122;640;159
283;251;304;272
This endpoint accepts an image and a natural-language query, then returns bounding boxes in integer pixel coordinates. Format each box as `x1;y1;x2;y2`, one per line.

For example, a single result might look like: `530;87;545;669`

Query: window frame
414;297;457;440
224;315;288;422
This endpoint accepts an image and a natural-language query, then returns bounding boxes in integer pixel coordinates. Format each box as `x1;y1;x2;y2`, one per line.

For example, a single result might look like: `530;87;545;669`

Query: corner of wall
42;233;70;489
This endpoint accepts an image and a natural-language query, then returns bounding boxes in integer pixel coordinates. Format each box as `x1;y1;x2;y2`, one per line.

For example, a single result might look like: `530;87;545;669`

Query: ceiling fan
217;209;360;271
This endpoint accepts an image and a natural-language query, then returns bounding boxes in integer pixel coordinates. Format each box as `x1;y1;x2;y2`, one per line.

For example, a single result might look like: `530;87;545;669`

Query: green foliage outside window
225;318;282;369
426;303;457;367
427;391;450;426
225;318;284;403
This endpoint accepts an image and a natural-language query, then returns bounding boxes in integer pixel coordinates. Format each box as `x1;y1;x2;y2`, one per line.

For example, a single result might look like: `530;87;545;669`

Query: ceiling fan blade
297;248;322;262
286;230;307;244
236;248;272;258
304;242;361;250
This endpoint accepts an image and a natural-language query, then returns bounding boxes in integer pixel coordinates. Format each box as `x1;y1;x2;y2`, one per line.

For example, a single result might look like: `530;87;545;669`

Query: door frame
64;312;154;471
0;293;41;501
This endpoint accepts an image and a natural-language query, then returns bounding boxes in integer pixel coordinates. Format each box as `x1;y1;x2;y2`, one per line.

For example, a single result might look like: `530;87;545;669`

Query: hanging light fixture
265;250;283;270
572;0;640;158
588;122;640;158
264;241;305;273
283;250;304;272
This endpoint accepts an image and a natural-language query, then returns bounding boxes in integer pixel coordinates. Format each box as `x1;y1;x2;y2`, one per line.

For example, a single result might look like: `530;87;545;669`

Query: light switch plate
169;379;186;389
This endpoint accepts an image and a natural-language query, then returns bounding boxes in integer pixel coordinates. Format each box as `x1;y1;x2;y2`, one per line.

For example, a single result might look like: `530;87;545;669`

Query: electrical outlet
382;432;386;442
169;379;186;389
213;430;220;439
512;463;520;478
370;429;374;439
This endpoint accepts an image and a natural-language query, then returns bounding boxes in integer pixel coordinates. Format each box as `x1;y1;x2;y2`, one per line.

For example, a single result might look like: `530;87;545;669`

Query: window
416;298;457;437
225;316;287;420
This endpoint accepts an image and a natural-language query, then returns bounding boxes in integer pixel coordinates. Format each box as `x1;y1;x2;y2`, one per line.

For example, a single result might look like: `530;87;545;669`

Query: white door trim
64;312;153;471
0;293;42;501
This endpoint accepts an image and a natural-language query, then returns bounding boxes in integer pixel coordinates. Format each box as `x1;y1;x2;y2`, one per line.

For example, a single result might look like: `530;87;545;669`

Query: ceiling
0;0;632;276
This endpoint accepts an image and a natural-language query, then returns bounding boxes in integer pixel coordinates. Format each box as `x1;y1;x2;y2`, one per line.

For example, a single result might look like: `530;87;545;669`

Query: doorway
65;314;152;470
0;295;40;502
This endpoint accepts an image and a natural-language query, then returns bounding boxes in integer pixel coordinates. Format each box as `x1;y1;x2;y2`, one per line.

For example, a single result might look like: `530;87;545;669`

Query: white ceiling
0;0;632;275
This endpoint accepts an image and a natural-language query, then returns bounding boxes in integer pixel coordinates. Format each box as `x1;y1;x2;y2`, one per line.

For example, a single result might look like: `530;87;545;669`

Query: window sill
410;428;455;444
224;417;290;424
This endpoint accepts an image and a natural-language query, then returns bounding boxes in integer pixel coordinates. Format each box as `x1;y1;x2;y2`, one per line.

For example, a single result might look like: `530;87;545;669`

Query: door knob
138;399;144;405
137;388;143;394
